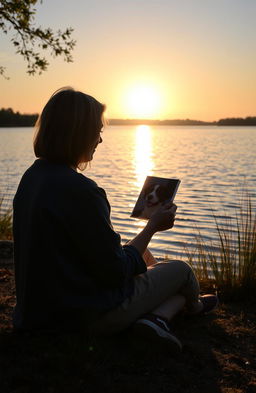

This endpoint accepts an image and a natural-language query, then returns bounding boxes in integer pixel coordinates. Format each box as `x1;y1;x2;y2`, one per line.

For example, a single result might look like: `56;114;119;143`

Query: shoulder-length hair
34;87;105;168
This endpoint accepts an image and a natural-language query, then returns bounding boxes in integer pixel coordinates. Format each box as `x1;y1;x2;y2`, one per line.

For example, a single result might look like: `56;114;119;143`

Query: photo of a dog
131;176;180;220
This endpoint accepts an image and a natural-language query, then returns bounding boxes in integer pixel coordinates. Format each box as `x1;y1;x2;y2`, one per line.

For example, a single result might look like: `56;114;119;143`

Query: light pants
91;255;200;336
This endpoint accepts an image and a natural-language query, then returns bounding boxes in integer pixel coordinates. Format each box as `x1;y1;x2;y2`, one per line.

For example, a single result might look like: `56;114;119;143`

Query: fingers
162;203;177;216
149;202;178;231
168;204;177;226
163;204;177;224
163;201;177;210
170;204;177;214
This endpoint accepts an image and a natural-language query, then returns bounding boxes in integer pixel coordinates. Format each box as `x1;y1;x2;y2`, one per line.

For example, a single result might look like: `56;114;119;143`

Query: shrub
0;194;13;240
186;193;256;300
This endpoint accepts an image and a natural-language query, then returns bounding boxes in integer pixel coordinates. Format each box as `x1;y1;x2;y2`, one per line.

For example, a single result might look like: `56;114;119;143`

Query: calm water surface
0;125;255;258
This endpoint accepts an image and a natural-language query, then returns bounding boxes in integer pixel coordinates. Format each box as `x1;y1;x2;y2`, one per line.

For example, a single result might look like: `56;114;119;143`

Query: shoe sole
133;320;182;355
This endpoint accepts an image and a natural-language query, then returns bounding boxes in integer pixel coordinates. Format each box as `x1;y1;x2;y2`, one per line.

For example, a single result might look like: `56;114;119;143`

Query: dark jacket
13;159;146;330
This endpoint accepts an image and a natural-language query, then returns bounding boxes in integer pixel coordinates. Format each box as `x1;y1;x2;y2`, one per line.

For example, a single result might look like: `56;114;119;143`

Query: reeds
0;194;12;240
186;193;256;300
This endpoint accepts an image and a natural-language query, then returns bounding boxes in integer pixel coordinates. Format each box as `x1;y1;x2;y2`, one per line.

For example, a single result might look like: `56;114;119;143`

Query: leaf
0;0;76;77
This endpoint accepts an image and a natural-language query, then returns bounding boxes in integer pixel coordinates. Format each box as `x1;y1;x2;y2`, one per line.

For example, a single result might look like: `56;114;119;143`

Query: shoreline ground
0;257;255;393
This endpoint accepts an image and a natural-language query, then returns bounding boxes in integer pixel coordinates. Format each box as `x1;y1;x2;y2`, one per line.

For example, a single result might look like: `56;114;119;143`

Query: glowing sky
0;0;255;121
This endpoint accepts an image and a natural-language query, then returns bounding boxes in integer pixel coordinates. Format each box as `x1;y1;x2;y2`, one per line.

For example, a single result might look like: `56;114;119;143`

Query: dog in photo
135;183;170;219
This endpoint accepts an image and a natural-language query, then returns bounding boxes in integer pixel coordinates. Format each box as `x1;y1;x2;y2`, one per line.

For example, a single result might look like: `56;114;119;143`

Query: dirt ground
0;259;256;393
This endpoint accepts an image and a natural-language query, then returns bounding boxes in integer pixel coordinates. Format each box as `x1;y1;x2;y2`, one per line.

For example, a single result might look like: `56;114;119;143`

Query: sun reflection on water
134;125;154;188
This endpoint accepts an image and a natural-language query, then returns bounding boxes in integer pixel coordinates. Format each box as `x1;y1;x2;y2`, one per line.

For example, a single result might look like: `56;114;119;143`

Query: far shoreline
0;108;256;127
1;120;256;127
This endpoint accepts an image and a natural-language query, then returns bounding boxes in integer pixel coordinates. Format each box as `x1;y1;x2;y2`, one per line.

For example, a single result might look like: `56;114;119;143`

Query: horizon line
0;108;256;126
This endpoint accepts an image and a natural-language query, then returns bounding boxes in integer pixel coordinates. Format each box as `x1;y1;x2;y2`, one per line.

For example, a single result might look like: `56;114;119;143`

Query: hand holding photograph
131;176;181;220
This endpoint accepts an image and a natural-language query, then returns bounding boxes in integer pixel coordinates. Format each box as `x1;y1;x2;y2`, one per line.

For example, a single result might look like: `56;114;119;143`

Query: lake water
0;125;255;259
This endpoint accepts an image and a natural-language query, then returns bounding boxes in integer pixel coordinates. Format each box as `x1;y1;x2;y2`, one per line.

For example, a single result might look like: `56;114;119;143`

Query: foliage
186;193;256;300
217;117;256;126
0;107;38;126
0;0;76;78
0;194;12;240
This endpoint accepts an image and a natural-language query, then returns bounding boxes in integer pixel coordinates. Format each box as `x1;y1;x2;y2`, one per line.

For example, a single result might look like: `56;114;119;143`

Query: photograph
131;176;180;219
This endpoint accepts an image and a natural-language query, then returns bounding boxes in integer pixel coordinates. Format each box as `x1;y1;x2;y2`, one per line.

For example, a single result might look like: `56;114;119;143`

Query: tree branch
0;0;76;76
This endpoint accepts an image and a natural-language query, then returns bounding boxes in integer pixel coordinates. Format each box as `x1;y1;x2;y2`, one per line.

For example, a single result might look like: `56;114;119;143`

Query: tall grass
0;194;12;240
186;193;256;300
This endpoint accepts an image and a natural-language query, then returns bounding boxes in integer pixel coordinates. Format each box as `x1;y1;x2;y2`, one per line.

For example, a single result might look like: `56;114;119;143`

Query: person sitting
12;87;218;353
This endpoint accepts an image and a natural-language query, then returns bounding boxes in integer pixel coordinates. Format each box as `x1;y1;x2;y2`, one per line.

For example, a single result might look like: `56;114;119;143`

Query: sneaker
187;294;219;316
199;294;219;314
133;313;182;354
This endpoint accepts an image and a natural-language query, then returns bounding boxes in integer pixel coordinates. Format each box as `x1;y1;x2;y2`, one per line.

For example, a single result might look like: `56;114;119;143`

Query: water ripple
0;125;256;259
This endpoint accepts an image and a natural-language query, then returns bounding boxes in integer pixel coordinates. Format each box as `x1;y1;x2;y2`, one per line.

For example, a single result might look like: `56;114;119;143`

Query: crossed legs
91;249;201;336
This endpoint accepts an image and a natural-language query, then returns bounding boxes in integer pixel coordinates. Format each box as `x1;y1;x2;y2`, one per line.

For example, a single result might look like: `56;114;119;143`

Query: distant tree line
217;117;256;126
0;108;38;126
0;107;256;127
109;118;214;126
109;117;256;126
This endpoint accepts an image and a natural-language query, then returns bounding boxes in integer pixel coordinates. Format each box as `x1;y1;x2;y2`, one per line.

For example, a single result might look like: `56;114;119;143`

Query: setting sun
124;85;162;119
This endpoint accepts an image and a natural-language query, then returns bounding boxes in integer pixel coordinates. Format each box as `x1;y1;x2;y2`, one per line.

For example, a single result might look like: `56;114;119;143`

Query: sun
124;85;162;119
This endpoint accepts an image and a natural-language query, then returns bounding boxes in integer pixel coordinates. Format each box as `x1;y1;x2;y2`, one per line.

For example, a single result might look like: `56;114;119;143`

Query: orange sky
0;0;255;121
